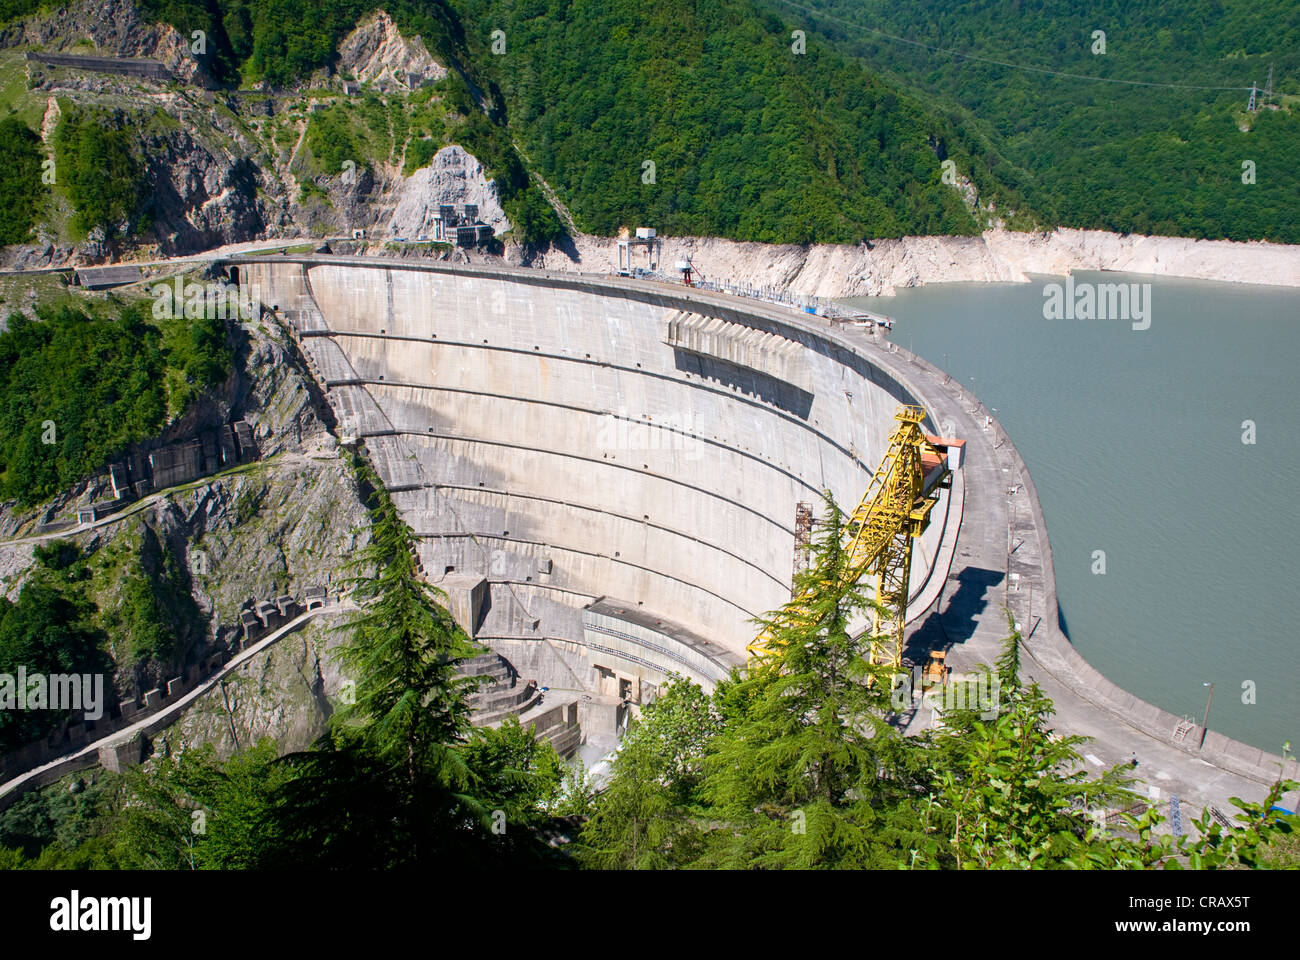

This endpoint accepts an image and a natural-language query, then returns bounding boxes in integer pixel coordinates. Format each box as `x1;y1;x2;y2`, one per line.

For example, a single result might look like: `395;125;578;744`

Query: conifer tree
696;491;913;868
264;451;490;867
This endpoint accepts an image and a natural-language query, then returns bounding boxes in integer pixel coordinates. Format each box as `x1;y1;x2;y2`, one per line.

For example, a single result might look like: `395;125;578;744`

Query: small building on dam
227;256;959;734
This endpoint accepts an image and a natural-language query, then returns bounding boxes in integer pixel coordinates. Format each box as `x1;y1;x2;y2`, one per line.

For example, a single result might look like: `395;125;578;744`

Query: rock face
164;616;349;758
338;10;447;91
0;0;518;259
0;0;212;85
142;126;267;256
0;307;373;755
387;145;511;238
528;229;1300;296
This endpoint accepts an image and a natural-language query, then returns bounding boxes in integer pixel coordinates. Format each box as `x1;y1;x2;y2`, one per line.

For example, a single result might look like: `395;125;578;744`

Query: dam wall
221;255;1300;811
232;257;953;675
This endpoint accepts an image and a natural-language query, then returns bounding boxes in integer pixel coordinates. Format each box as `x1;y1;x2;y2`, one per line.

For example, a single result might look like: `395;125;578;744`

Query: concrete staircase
464;652;543;725
459;652;582;757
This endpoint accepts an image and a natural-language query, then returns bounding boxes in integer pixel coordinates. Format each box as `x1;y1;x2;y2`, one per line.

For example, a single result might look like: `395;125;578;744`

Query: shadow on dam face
234;258;957;689
672;349;815;419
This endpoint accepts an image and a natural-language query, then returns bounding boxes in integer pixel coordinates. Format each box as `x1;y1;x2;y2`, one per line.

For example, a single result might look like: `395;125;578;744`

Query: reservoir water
843;272;1299;754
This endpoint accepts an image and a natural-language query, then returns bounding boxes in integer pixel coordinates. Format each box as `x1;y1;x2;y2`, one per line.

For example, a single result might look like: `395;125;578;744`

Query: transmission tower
1264;63;1274;106
1248;81;1257;112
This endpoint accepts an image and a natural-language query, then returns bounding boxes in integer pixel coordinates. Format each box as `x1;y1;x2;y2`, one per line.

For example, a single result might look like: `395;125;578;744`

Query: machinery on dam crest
748;404;956;673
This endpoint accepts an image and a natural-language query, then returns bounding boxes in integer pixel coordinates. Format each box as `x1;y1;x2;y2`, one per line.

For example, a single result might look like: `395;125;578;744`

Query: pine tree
573;675;721;868
263;451;491;867
695;491;914;868
574;734;703;870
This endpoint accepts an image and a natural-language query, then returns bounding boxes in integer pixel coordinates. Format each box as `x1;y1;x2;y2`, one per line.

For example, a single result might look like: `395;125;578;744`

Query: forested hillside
0;0;1293;248
0;0;1037;245
771;0;1300;242
135;0;1024;241
448;0;1008;242
0;299;231;505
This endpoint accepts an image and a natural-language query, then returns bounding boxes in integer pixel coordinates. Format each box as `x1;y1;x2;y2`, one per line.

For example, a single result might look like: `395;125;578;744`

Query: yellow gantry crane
747;404;953;671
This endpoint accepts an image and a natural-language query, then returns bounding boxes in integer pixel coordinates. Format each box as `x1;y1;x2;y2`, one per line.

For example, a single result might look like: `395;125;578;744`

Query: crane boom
747;405;951;671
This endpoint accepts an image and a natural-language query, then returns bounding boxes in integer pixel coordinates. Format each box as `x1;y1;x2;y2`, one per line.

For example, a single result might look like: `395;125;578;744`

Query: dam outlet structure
228;256;959;738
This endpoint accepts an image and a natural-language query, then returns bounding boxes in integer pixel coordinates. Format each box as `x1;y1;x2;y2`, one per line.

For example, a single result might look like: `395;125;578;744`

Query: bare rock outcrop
530;229;1300;297
387;144;511;238
143;126;268;256
338;10;447;91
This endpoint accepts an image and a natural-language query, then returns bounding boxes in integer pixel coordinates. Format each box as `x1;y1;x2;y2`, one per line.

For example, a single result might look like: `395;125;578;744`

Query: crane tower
747;405;954;672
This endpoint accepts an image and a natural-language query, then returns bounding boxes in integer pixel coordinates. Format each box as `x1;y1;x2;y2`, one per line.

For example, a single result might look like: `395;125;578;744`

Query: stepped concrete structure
223;254;1298;817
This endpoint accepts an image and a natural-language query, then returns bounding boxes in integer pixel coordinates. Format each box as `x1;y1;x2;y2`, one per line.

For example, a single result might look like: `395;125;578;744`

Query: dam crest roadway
224;252;1299;819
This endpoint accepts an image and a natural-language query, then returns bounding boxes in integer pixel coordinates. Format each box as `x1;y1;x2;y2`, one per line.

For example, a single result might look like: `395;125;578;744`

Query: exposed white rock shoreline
530;229;1300;298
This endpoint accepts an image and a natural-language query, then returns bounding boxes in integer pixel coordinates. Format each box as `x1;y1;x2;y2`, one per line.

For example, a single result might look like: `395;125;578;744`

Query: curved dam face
232;258;953;691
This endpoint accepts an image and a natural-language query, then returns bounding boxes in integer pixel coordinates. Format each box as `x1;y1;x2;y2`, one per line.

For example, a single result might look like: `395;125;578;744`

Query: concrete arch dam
229;257;956;696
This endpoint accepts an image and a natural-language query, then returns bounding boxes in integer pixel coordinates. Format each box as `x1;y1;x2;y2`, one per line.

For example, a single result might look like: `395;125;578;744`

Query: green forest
778;0;1300;241
52;107;150;240
0;543;109;753
449;0;994;242
3;0;1287;244
0;299;232;506
0;115;44;246
0;534;201;753
3;487;1293;869
18;0;1016;243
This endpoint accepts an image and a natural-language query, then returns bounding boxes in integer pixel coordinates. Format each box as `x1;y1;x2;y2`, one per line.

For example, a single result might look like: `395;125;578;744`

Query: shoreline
527;228;1300;298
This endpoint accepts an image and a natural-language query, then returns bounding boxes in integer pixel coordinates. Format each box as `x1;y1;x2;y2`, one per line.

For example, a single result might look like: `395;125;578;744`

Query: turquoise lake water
843;272;1299;754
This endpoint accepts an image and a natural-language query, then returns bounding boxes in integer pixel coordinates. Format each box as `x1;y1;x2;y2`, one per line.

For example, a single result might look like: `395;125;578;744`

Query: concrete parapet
98;736;143;774
240;611;264;645
0;594;340;804
0;754;100;814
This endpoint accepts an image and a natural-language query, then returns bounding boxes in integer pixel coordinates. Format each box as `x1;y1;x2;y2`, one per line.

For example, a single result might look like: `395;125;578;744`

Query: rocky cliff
0;0;508;266
0;290;373;756
526;228;1300;296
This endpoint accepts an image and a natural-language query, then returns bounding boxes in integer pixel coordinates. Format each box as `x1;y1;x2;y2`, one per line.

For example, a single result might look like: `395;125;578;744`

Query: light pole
1283;742;1298;813
1198;682;1214;749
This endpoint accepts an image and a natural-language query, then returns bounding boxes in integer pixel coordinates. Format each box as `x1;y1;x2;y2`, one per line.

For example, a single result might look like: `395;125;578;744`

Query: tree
575;734;704;870
1175;777;1299;870
0;115;43;245
696;491;913;868
574;674;722;868
263;455;486;865
52;108;147;239
463;715;566;829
